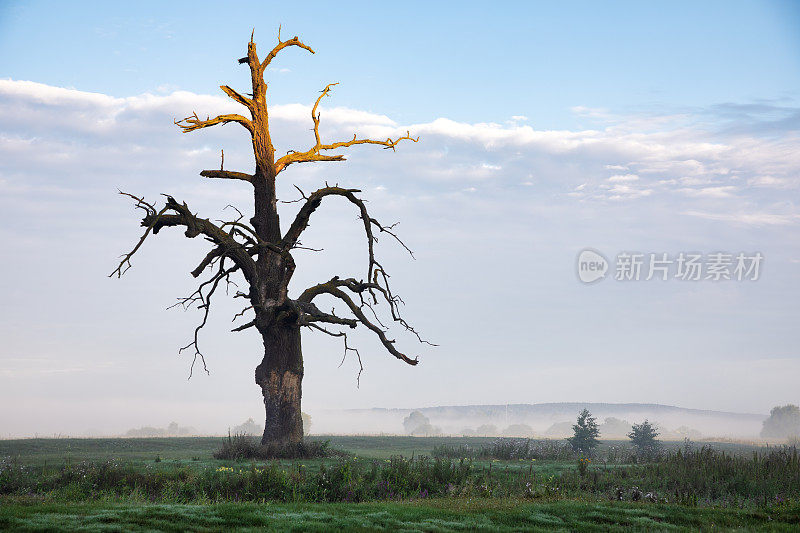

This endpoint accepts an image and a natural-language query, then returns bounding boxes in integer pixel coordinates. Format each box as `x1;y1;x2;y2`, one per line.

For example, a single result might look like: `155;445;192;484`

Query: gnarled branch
110;192;168;278
282;186;413;284
111;193;257;283
297;283;418;366
260;29;315;73
172;259;240;378
200;170;253;183
307;323;365;386
175;112;253;134
274;83;417;173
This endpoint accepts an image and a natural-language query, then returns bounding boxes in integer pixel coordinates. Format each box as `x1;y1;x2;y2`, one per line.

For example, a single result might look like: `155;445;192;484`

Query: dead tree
112;31;424;446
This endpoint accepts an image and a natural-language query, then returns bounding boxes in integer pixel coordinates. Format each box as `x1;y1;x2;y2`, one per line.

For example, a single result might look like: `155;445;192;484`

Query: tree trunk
255;322;304;446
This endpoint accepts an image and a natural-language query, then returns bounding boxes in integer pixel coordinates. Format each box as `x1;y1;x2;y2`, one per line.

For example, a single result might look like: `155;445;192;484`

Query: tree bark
255;322;304;445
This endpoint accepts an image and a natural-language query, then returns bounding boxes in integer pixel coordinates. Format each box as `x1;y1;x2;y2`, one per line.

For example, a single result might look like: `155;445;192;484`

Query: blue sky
2;1;799;127
1;1;799;437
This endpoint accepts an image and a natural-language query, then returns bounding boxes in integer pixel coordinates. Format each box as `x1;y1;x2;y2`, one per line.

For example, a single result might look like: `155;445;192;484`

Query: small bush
628;420;661;459
213;433;340;460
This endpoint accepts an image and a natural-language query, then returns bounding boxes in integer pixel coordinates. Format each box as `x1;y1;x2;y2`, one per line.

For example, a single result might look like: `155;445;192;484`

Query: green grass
1;499;799;532
0;435;764;465
0;436;446;465
0;437;223;466
1;436;798;531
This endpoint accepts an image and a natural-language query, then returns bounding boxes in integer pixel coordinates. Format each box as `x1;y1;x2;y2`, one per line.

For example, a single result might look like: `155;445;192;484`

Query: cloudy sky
1;1;799;436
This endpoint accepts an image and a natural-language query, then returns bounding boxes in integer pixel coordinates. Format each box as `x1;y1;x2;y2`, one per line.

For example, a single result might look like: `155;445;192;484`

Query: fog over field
0;402;766;441
313;403;765;440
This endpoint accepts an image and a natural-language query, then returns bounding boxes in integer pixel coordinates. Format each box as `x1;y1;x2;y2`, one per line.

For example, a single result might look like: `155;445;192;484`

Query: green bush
627;420;661;459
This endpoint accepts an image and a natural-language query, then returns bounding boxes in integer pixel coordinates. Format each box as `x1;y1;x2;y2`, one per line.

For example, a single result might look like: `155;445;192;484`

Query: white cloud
570;105;610;119
748;175;791;188
678;186;738;198
683;210;800;226
607;174;639;182
606;183;653;200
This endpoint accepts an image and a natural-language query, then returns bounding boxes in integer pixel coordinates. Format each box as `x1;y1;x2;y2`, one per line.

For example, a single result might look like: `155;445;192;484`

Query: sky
1;1;799;437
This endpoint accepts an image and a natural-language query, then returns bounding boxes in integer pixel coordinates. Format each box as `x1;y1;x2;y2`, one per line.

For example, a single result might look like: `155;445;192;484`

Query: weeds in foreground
432;438;575;461
0;455;471;503
1;445;798;508
432;438;654;463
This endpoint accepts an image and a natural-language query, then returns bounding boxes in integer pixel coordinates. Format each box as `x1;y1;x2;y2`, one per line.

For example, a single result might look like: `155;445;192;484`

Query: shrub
628;420;661;458
213;433;339;460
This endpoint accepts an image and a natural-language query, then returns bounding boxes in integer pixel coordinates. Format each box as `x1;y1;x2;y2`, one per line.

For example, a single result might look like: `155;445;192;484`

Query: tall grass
2;445;798;508
212;433;339;460
0;455;471;503
534;445;800;507
637;445;800;506
432;438;577;461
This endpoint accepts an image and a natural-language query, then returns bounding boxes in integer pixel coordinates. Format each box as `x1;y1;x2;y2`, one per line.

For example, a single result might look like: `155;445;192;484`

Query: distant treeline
124;422;195;438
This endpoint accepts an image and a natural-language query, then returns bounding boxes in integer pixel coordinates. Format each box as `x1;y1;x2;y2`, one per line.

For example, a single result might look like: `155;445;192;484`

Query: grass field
1;436;798;531
3;499;800;532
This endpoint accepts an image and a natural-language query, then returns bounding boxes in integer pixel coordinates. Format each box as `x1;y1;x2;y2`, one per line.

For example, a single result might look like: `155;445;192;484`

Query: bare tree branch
260;31;315;73
306;323;365;386
200;170;254;183
109;192;168;278
232;305;253;322
299;275;433;346
175;112;253;134
111;193;257;283
282;186;413;284
282;183;431;362
294;300;358;328
274;83;417;173
299;284;418;365
220;85;252;110
170;259;240;378
191;246;225;278
232;319;256;332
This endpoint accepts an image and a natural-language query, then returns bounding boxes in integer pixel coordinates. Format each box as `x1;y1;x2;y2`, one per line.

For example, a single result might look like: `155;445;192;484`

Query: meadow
1;436;799;531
